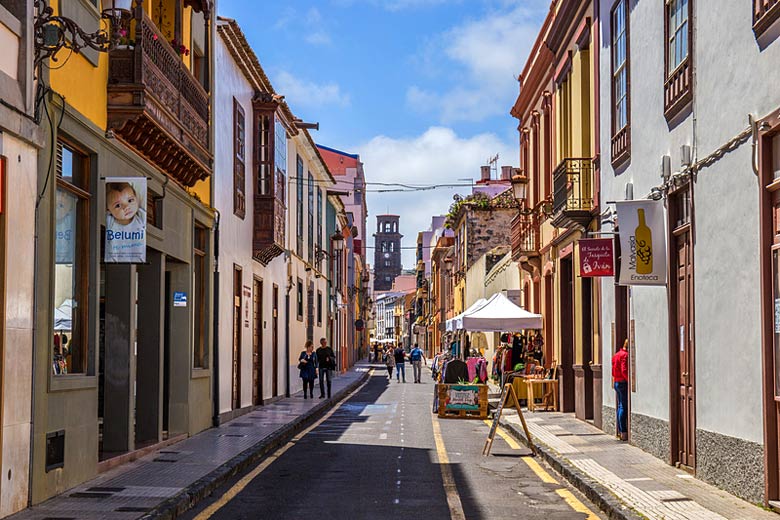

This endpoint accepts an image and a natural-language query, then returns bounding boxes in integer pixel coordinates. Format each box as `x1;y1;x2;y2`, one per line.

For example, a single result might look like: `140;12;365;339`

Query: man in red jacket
612;339;629;441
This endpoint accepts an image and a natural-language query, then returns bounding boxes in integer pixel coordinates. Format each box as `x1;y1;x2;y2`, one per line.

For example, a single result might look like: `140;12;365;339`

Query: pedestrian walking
410;343;426;383
298;340;318;399
316;337;336;399
384;347;395;380
612;339;629;441
394;345;407;383
373;344;379;363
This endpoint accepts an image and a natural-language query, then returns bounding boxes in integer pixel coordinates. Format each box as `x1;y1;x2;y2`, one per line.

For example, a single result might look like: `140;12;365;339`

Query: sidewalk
500;410;775;520
10;364;371;520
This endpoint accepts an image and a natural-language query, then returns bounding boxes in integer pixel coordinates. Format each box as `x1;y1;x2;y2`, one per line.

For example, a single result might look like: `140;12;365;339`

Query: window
296;278;303;321
296;156;304;256
667;0;688;72
611;0;631;164
193;224;207;368
53;140;90;375
233;98;246;218
257;113;271;196
317;290;322;325
664;0;692;118
317;188;323;270
274;119;287;176
308;172;314;264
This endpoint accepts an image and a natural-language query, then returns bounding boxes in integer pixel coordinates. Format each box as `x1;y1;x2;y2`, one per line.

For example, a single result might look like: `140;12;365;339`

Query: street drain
41;517;76;520
69;492;113;499
153;458;177;463
87;486;125;492
660;497;693;503
230;422;253;427
159;450;180;454
219;434;247;438
115;506;150;512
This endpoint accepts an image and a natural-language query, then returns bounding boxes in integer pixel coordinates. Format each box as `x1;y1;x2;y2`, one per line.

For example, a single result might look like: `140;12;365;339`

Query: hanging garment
443;359;469;383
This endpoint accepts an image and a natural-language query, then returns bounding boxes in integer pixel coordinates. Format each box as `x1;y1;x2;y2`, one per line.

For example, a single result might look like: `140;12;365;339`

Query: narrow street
183;366;603;520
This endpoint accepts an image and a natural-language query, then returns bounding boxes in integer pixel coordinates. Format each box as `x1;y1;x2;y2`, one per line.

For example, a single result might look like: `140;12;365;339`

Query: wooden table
525;378;559;412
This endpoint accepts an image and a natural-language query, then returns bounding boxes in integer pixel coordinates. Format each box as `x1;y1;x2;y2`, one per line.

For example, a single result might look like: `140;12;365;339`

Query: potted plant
169;38;190;57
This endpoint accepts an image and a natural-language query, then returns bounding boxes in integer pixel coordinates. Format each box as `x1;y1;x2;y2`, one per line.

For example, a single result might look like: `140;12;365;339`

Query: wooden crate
436;384;489;419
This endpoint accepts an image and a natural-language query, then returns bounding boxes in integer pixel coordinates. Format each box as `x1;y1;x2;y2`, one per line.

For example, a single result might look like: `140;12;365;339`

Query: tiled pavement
9;365;370;520
500;410;776;520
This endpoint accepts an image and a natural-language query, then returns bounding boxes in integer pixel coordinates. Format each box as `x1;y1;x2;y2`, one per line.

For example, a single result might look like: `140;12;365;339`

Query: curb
140;369;371;520
499;418;644;520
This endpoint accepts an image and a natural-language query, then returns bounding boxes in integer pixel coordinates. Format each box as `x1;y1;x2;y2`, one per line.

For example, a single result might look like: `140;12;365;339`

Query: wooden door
232;266;242;410
272;284;279;397
252;278;263;406
559;256;575;413
675;229;695;468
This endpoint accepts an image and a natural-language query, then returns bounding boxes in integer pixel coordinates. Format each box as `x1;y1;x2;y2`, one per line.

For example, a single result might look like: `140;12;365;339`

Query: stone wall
697;428;764;504
465;207;516;270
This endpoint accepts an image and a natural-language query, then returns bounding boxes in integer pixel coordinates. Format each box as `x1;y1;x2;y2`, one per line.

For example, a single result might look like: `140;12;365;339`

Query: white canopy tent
445;298;488;332
460;292;542;332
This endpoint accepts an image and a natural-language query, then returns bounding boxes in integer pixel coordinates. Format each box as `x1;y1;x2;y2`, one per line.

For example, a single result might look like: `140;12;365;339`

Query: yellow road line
194;371;373;520
431;417;466;520
556;488;600;519
480;420;600;518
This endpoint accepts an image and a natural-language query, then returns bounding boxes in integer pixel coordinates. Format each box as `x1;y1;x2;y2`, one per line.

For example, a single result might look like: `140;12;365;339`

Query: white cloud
356;127;516;268
273;71;351;109
274;7;332;46
407;2;547;123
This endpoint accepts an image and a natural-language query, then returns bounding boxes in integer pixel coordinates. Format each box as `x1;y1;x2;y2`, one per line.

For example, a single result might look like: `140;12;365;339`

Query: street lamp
511;171;529;204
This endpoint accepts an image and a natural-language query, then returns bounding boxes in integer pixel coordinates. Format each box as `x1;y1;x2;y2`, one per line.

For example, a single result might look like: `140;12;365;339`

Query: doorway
272;284;279;397
669;187;695;469
252;278;263;406
559;255;575;412
232;265;242;410
576;277;594;420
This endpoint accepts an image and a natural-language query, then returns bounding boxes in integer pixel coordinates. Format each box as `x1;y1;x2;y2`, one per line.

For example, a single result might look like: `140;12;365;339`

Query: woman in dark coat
299;340;318;399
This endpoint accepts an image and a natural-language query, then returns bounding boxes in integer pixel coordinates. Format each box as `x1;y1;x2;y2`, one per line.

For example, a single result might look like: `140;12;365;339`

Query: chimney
480;166;491;182
500;166;513;181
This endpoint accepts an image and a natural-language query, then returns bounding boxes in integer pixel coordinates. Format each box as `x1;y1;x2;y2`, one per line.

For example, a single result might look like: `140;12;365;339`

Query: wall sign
104;177;147;263
173;291;187;307
578;238;615;277
243;285;251;328
616;200;667;286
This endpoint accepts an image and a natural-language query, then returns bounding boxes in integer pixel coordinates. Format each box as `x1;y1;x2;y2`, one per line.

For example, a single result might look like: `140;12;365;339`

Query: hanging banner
578;238;614;277
616;200;667;285
104;177;147;263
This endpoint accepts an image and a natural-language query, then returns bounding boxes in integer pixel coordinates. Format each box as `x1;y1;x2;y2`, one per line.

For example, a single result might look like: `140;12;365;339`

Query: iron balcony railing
552;158;594;215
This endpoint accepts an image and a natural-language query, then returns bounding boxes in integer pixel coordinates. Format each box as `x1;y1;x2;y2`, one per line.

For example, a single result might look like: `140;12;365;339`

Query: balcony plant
169;38;190;57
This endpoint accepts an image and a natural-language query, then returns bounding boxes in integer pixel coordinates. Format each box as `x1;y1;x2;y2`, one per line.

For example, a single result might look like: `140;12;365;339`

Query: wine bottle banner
616;200;667;286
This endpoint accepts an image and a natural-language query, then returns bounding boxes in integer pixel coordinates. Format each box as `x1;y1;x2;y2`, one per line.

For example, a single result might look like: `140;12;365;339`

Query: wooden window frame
296;277;304;321
307;172;314;265
317;290;322;326
296;156;304;256
193;224;207;368
316;187;323;271
663;0;693;120
233;98;246;219
53;139;91;376
754;0;780;38
611;0;631;166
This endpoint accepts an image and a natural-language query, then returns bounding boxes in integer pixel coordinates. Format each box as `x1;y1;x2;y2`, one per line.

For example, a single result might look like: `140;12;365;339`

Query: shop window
53;140;91;375
297;277;303;321
146;190;163;229
317;290;322;326
233;98;246;219
45;430;65;472
193;224;207;368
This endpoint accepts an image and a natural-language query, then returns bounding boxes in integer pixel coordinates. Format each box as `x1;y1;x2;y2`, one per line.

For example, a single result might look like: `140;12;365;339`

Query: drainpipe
285;291;291;397
211;210;220;427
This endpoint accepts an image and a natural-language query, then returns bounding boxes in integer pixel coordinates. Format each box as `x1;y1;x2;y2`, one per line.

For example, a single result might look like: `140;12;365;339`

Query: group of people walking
381;343;427;383
298;338;337;399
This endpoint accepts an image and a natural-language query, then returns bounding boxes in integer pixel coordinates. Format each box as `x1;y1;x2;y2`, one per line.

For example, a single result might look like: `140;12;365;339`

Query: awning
460;292;542;332
445;298;489;332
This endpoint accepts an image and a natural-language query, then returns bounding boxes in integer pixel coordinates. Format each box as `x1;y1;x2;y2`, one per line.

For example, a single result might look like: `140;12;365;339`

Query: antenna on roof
487;153;500;177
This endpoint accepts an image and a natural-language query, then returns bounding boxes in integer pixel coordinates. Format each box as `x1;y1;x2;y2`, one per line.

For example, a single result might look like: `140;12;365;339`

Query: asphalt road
182;365;604;520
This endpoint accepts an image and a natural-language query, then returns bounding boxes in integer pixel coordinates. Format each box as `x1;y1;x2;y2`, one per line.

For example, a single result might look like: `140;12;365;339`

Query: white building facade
597;0;780;505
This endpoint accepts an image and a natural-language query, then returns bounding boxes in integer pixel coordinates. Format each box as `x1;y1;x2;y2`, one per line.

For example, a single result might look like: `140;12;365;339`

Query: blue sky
219;0;549;267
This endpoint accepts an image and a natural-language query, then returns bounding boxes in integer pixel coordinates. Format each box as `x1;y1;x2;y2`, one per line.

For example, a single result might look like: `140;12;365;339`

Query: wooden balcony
754;0;780;37
253;169;286;264
511;214;540;262
664;59;692;121
551;158;594;229
107;13;211;187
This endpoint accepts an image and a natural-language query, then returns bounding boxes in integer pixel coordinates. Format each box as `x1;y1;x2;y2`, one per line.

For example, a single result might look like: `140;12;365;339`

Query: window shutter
233;99;246;218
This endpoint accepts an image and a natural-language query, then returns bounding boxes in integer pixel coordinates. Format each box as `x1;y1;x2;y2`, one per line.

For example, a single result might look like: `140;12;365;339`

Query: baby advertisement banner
104;177;147;263
616;200;666;286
